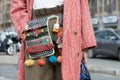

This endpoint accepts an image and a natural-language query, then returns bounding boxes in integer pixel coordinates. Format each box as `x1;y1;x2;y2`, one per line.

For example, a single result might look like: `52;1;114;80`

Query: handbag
80;58;91;80
24;15;63;67
23;18;55;59
23;15;63;59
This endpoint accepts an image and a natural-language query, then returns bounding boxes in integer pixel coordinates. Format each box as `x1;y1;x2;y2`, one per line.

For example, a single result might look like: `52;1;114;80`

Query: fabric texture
10;0;97;80
33;0;64;9
33;5;63;18
62;0;96;80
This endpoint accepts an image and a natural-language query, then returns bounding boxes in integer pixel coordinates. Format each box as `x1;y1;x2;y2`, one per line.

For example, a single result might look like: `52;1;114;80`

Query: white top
33;0;64;9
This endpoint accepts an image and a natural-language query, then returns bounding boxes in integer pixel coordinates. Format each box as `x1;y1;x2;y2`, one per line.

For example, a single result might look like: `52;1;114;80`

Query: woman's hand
82;49;88;63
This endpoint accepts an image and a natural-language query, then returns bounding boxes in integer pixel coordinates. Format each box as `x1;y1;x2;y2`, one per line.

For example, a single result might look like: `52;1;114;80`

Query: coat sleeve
81;0;97;50
10;0;29;37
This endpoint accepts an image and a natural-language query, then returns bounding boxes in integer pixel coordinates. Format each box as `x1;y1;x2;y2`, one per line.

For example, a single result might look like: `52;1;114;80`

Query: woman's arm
10;0;29;38
80;0;97;63
81;0;97;50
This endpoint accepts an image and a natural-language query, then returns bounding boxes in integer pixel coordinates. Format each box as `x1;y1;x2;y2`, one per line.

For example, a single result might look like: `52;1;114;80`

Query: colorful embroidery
25;15;63;67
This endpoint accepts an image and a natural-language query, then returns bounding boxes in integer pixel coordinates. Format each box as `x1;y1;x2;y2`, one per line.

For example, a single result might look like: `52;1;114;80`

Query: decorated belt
33;5;63;17
31;13;63;27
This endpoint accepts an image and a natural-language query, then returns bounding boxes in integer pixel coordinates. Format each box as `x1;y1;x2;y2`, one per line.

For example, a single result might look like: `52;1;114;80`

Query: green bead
42;39;47;45
46;38;50;42
30;32;33;36
27;33;30;36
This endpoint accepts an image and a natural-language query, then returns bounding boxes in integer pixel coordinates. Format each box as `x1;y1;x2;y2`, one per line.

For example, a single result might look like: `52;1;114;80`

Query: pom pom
54;23;60;29
25;59;34;67
57;56;62;63
49;56;57;63
37;59;45;66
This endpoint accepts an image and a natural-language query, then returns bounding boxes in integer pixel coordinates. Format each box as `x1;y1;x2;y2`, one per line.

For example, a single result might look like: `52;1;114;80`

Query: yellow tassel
53;28;58;32
25;59;35;67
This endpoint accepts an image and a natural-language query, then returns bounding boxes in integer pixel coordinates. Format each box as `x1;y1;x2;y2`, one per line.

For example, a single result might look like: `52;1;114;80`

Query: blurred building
89;0;120;30
0;0;15;33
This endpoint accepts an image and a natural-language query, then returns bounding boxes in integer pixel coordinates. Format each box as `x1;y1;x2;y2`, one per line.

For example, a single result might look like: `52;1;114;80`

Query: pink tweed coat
10;0;97;80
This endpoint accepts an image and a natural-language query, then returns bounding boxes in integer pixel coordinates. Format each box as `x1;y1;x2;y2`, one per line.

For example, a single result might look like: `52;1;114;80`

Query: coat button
77;53;79;57
73;31;77;35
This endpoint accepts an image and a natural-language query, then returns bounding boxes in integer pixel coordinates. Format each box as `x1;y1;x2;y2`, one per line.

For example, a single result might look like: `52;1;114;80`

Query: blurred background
0;0;120;80
0;0;20;56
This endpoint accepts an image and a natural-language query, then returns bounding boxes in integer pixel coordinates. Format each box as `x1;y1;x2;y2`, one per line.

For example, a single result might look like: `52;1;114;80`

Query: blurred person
10;0;97;80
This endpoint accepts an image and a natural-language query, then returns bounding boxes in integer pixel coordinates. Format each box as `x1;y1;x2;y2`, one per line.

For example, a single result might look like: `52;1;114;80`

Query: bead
42;39;47;45
46;38;50;42
58;43;62;48
34;31;39;37
54;23;60;29
40;29;44;32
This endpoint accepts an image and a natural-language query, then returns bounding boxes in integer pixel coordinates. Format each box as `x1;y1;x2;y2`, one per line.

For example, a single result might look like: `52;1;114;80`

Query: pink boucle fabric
62;0;96;80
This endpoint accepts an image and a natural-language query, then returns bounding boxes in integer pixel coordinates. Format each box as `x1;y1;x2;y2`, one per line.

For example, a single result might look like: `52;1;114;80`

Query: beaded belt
33;5;63;17
31;13;63;27
32;5;63;27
